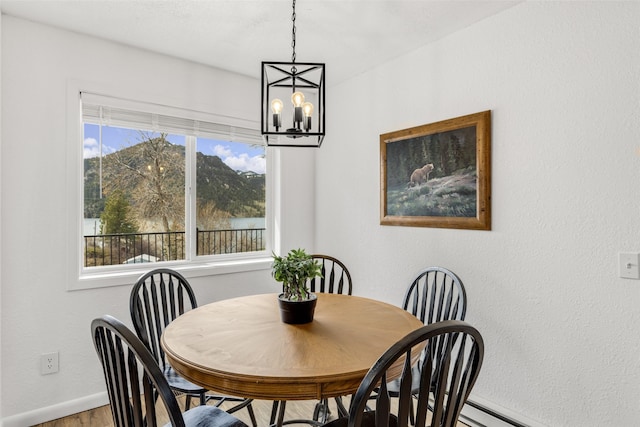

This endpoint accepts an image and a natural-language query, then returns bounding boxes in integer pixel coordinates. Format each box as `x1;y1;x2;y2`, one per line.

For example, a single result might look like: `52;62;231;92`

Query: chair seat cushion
322;411;398;427
385;365;422;395
165;405;249;427
164;365;207;394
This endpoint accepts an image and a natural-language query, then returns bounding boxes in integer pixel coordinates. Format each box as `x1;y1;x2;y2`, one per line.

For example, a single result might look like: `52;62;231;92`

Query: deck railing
84;228;266;267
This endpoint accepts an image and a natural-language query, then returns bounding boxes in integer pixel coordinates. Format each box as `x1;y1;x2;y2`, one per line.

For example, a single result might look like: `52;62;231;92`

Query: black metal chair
311;255;353;422
402;267;466;325
91;315;249;427
380;267;467;424
130;268;257;426
309;254;353;296
323;320;484;427
272;255;353;425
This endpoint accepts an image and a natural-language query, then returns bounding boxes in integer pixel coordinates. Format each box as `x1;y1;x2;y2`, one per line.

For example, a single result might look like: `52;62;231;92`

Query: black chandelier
261;0;325;148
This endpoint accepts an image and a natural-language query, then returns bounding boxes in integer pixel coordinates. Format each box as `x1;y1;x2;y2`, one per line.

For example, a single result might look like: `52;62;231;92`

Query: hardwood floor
32;398;324;427
31;402;113;427
32;396;471;426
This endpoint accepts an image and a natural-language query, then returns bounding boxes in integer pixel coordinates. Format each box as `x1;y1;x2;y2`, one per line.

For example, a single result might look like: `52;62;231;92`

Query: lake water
83;217;265;236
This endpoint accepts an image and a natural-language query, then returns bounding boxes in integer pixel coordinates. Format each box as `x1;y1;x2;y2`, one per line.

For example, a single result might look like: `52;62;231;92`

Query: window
81;93;268;271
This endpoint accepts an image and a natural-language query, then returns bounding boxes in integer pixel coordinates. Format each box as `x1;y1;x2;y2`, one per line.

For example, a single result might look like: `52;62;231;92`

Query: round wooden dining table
161;293;423;424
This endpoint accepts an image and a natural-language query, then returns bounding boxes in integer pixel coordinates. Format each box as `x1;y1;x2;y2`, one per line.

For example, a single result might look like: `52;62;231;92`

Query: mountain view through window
83;123;266;267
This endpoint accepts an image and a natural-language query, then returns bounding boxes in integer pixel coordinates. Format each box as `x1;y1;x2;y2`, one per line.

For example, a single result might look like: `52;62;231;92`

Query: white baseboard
0;392;108;427
460;395;547;427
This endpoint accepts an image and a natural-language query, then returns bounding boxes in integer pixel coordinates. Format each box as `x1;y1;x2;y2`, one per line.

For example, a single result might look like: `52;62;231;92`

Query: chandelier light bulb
271;98;283;114
291;92;305;107
271;98;283;130
302;102;313;131
302;102;314;117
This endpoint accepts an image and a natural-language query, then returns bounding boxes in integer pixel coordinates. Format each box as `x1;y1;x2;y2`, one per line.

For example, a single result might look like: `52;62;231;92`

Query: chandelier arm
267;63;322;76
291;76;320;89
266;65;295;77
290;67;322;81
270;78;294;88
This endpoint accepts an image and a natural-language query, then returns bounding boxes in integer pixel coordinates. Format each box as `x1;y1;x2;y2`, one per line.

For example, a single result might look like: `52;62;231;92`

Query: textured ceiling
1;0;520;85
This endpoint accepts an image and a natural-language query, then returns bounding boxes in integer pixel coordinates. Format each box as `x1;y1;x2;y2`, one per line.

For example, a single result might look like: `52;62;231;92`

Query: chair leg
246;402;258;427
270;401;280;426
225;398;258;427
334;396;349;418
185;394;192;410
273;401;287;427
313;398;332;423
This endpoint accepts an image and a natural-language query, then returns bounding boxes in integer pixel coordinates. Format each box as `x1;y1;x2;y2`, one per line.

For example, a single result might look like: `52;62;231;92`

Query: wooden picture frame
380;110;491;230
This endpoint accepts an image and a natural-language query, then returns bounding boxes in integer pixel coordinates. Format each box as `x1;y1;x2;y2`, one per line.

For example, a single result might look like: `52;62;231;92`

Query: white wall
0;15;315;423
0;10;4;422
317;2;640;426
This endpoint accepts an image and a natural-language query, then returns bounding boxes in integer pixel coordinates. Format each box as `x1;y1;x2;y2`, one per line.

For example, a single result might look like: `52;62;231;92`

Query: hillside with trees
84;134;265;235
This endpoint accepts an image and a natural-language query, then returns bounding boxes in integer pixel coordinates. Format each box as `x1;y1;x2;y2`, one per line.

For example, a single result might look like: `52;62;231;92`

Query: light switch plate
619;252;640;279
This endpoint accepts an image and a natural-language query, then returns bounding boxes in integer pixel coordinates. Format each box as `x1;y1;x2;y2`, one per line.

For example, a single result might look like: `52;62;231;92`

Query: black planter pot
278;293;317;324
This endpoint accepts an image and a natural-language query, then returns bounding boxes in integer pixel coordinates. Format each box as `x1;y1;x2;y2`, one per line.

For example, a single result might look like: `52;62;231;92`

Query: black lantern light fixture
261;0;325;148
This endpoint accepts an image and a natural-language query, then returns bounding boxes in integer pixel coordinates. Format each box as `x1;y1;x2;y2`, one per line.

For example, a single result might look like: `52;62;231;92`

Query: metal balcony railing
84;228;266;267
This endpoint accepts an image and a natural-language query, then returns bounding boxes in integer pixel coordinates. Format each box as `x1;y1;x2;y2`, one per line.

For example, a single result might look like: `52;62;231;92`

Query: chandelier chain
291;0;297;64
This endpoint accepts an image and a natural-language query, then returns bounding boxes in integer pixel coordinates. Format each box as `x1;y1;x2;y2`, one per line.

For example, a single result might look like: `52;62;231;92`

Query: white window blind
80;92;264;145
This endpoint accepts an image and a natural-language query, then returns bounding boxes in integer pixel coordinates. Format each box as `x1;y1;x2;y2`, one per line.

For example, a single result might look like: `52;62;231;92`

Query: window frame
67;83;276;290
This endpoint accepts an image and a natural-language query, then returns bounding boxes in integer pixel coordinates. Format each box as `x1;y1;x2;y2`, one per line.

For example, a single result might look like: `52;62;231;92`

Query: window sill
71;255;273;291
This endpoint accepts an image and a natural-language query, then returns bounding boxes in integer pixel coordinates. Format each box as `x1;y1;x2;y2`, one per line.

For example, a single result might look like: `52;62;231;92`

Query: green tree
103;132;185;234
100;190;138;235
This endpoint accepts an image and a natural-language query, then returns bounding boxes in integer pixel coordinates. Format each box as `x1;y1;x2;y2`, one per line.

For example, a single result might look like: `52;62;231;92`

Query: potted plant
272;248;323;324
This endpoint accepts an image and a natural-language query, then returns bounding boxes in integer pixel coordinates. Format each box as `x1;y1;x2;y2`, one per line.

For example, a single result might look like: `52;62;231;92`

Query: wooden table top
161;293;423;401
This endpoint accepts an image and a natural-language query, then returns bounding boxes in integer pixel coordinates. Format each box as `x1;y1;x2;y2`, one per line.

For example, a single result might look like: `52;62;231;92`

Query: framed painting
380;110;491;230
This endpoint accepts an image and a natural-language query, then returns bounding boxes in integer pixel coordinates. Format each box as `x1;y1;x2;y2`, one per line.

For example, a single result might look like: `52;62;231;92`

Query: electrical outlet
41;352;59;375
